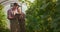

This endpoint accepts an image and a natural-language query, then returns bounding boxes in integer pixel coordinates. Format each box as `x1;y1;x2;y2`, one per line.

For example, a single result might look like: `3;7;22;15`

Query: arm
7;10;13;20
17;7;22;14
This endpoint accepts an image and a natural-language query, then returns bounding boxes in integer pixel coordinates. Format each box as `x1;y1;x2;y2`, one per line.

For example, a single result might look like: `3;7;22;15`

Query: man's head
12;3;19;10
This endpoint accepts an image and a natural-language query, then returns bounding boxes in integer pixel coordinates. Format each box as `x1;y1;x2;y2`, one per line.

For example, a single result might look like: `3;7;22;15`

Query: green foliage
19;0;60;32
0;4;6;28
0;4;10;32
54;0;60;32
26;0;60;32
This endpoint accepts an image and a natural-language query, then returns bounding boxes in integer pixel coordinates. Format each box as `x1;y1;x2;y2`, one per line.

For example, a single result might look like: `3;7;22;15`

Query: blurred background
0;0;60;32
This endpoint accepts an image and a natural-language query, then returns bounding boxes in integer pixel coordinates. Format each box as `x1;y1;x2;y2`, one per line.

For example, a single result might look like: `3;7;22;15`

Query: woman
7;3;25;32
7;3;21;32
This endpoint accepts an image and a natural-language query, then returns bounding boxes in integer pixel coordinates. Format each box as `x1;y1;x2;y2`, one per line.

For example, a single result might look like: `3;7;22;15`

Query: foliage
0;4;10;32
54;0;60;32
25;0;60;32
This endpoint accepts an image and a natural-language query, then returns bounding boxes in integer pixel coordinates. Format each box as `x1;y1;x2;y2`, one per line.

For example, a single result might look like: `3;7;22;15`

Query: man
7;3;25;32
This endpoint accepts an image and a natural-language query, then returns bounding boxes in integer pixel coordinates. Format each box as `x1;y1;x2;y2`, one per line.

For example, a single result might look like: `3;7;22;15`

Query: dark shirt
7;9;15;20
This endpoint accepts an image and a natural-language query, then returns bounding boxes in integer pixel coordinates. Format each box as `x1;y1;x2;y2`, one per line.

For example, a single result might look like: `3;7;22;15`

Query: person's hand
9;16;14;19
